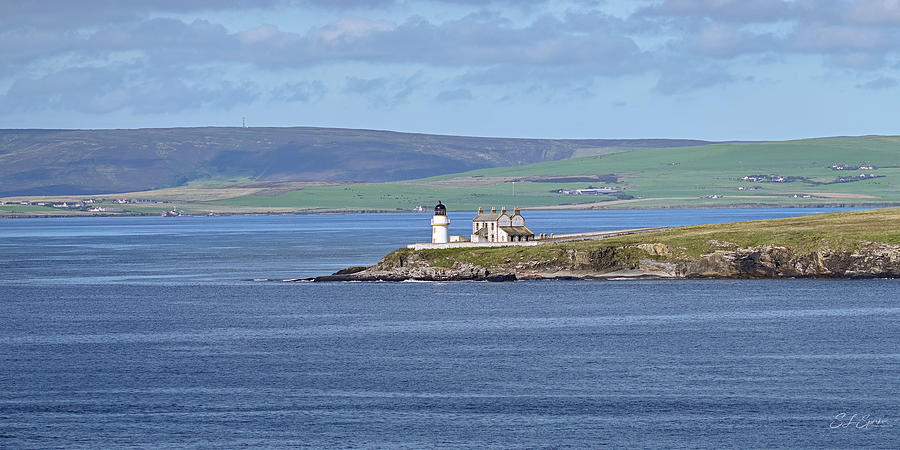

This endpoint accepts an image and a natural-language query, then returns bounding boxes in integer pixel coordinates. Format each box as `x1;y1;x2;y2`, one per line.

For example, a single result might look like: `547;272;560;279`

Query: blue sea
1;209;898;448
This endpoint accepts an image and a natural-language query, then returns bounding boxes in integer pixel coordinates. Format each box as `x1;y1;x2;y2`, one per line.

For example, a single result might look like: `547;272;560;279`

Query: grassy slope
211;136;900;211
402;207;900;270
452;135;900;198
0;127;709;196
209;181;577;211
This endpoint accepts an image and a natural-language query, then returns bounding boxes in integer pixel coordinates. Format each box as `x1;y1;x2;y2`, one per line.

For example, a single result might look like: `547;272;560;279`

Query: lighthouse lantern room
431;201;450;243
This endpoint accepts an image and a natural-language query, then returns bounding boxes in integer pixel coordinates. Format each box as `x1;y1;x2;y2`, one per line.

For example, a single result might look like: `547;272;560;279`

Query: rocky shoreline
304;240;900;282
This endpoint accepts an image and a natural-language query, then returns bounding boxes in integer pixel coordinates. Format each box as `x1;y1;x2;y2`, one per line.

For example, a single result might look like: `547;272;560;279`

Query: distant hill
206;135;900;213
0;127;712;196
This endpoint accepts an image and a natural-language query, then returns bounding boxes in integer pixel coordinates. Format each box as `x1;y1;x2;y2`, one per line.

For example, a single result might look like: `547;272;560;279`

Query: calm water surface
1;209;898;448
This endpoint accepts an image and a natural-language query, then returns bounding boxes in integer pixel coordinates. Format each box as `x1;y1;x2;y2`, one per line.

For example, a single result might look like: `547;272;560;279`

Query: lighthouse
431;201;450;243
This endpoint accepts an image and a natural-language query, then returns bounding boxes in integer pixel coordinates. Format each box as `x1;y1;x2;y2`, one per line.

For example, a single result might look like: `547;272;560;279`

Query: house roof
473;212;507;222
499;226;534;237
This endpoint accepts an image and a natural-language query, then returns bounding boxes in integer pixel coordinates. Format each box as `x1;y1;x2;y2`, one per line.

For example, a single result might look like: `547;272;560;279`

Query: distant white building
471;206;535;243
556;187;619;195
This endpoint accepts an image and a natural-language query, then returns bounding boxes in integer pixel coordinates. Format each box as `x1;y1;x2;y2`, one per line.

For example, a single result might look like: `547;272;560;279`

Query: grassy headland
416;207;900;267
332;207;900;281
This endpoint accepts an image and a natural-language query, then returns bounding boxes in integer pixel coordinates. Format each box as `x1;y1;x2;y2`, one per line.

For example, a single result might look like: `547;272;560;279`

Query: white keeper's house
471;206;535;243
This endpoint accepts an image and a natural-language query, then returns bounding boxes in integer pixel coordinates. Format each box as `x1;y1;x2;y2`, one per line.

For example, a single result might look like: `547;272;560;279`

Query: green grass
442;136;900;177
0;204;103;217
440;136;900;199
210;181;604;211
0;205;60;213
206;135;900;212
184;176;255;187
392;207;900;271
633;207;900;255
594;206;900;256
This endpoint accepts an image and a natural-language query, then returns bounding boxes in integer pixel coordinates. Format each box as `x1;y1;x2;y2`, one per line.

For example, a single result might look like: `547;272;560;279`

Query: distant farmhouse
831;164;876;171
554;187;620;195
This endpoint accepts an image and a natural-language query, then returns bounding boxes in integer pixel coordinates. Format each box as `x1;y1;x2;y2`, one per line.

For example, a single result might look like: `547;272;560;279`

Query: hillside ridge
0;126;711;196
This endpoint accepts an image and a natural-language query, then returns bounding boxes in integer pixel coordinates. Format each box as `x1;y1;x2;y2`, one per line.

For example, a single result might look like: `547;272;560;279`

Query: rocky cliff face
676;242;900;278
313;250;515;282
312;242;900;282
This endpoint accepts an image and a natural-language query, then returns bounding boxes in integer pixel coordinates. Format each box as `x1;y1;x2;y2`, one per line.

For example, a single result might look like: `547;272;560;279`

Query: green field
209;181;589;211
210;136;900;212
0;201;173;217
5;135;900;216
0;204;113;217
0;205;63;213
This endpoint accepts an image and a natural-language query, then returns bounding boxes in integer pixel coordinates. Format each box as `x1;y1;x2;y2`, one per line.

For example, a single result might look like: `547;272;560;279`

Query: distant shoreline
0;202;889;220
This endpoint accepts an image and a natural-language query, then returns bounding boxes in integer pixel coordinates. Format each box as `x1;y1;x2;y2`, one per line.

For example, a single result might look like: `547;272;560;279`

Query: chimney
491;206;496;213
501;206;507;214
514;206;520;215
478;206;483;214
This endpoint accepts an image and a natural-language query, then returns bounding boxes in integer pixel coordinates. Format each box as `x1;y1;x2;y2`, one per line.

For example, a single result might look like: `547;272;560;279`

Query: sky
2;0;900;140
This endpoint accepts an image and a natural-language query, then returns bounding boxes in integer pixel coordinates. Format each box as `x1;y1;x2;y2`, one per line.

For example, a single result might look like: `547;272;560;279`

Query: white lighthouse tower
431;201;450;243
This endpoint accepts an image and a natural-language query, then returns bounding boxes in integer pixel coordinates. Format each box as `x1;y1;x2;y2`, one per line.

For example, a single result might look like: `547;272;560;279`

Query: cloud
0;0;550;30
344;73;424;108
856;76;898;89
269;12;644;72
308;17;397;44
0;9;648;72
5;0;900;118
846;0;900;24
0;17;237;70
272;81;327;102
0;26;80;67
0;67;127;114
636;1;900;72
638;0;794;22
825;52;886;69
0;0;284;28
787;23;895;53
654;66;736;94
0;66;258;114
434;88;473;102
344;77;389;95
669;23;777;58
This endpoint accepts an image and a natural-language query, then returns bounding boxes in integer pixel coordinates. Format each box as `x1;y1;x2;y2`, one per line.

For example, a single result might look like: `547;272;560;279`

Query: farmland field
4;136;900;216
209;136;900;212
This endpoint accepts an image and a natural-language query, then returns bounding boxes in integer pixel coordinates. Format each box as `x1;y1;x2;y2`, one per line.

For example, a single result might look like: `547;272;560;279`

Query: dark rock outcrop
333;265;368;275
